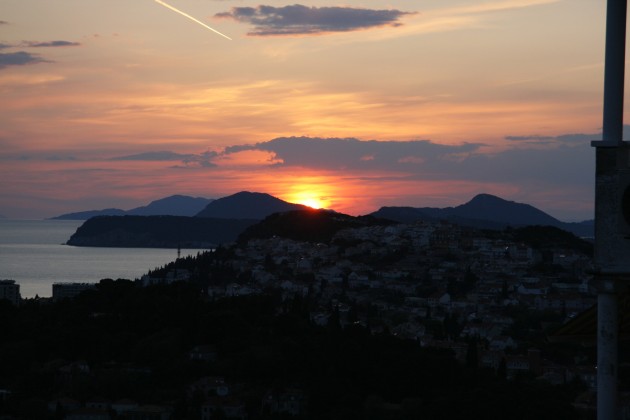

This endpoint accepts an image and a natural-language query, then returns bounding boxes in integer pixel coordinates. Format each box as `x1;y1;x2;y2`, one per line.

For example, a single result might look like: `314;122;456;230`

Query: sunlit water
0;219;206;298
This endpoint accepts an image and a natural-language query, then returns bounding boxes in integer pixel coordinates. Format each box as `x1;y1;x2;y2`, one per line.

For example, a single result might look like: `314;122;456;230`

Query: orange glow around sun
284;182;333;210
291;191;329;209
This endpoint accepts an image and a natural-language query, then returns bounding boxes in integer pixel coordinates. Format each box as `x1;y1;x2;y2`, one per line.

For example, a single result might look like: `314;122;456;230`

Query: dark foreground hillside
237;209;395;244
0;279;582;419
67;216;258;248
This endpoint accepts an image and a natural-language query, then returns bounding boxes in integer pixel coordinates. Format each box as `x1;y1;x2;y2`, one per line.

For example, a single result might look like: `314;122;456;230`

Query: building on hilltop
0;279;21;305
52;282;96;302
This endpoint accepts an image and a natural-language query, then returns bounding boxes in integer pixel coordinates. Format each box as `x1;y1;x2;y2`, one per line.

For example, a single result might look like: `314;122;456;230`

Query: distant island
66;215;258;248
196;191;309;219
65;192;311;248
52;195;213;220
370;193;594;238
64;191;594;248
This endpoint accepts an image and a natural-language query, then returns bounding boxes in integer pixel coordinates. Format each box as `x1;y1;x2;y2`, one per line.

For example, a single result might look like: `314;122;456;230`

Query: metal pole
602;0;626;144
598;279;618;420
596;1;627;418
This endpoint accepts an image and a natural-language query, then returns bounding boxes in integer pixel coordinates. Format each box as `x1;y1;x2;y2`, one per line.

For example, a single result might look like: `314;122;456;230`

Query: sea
0;219;206;298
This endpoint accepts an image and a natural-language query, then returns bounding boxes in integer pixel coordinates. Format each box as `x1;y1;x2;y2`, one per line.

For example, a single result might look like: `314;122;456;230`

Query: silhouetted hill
237;209;395;243
563;220;595;237
451;194;560;225
52;195;212;220
66;215;256;248
62;192;594;247
196;191;309;219
508;225;593;255
52;208;127;220
64;193;314;247
126;195;212;216
371;194;594;237
370;207;435;224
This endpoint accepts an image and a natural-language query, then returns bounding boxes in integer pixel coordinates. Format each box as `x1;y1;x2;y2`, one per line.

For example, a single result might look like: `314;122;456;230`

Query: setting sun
295;193;328;209
299;197;324;209
286;188;331;210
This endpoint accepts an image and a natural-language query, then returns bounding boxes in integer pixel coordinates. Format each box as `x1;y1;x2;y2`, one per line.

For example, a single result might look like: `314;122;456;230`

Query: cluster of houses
41;359;306;420
48;396;171;420
143;220;597;386
1;219;601;418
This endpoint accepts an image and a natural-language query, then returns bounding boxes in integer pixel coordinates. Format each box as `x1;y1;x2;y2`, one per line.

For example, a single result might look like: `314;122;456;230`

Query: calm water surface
0;219;205;298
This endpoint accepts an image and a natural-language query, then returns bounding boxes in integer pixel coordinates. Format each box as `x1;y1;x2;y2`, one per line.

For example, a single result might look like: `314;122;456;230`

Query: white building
0;279;21;305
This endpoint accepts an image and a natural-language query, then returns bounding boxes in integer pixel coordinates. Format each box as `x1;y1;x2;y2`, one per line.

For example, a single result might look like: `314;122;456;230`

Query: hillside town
140;219;600;416
0;218;610;419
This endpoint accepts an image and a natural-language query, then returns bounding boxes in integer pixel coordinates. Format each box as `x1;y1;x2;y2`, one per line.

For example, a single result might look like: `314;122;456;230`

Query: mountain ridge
127;195;212;216
52;195;213;220
370;194;593;237
64;191;314;247
195;191;310;219
64;192;594;248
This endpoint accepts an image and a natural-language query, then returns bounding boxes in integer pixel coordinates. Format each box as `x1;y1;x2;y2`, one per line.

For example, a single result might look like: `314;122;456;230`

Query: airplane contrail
154;0;232;41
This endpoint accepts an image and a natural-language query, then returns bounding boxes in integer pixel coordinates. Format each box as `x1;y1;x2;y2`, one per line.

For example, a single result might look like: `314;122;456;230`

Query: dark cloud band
110;151;198;161
109;131;597;189
215;4;415;36
24;40;81;48
0;40;80;69
505;135;554;142
0;51;46;69
219;135;593;186
111;151;218;168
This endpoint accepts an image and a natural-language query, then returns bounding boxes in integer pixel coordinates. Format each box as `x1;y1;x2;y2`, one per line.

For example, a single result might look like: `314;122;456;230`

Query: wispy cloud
45;155;79;161
0;51;47;69
111;150;218;168
215;4;416;36
0;73;65;86
373;0;559;40
450;0;560;14
505;135;554;142
0;40;79;70
110;151;198;161
23;40;81;48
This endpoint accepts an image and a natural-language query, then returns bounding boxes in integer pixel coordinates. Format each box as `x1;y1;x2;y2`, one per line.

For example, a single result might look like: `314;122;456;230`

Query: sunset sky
0;0;621;220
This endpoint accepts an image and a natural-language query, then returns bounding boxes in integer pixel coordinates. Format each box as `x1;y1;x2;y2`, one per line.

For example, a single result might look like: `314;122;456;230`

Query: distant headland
62;191;594;248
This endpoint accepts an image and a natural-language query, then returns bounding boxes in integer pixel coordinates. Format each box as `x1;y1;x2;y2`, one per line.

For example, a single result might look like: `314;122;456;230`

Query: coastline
0;219;205;298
